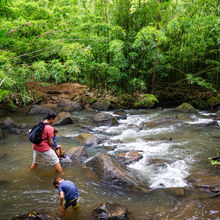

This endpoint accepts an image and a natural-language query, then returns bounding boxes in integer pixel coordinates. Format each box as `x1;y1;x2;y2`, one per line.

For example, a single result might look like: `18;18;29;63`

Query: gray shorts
33;149;59;166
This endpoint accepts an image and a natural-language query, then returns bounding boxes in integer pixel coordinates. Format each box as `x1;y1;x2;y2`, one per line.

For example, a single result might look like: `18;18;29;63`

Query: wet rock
0;153;7;159
165;187;186;196
85;153;149;192
141;121;157;128
104;146;116;151
65;146;87;163
0;117;16;129
18;123;27;129
117;152;143;165
186;171;220;196
93;113;119;127
41;103;58;110
76;133;99;146
195;120;220;128
144;137;173;142
9;127;21;134
92;101;110;111
53;112;73;125
216;110;220;117
147;158;170;167
175;102;198;113
128;124;141;130
28;105;54;115
160;116;180;124
114;109;127;120
92;202;130;220
0;128;3;139
10;211;57;220
58;100;81;111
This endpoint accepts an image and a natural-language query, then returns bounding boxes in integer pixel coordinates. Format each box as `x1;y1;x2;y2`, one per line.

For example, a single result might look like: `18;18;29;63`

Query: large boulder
28;105;53;115
92;101;110;111
92;202;130;220
76;133;99;146
117;152;143;165
93;113;119;127
0;117;16;129
65;146;88;163
53;112;73;125
175;103;197;113
58;100;82;111
133;94;158;109
186;171;220;196
85;153;149;192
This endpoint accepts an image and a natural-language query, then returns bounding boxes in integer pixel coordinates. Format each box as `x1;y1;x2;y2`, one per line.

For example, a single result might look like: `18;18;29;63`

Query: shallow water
0;108;220;219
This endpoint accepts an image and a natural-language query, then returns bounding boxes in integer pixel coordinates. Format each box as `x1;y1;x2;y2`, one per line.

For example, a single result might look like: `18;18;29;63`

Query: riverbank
0;82;219;116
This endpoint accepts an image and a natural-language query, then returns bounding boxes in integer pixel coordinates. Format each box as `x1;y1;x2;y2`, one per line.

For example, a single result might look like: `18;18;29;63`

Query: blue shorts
64;198;79;209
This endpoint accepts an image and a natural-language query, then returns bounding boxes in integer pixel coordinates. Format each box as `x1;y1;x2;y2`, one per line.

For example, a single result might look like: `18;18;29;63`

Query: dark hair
47;112;57;120
53;177;63;188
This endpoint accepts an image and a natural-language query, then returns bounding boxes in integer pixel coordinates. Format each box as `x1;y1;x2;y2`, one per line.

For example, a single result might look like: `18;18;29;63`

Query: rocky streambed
0;105;220;219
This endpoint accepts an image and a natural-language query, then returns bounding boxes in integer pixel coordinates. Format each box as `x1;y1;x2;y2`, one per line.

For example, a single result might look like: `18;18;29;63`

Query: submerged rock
10;211;58;220
117;152;143;165
0;128;3;139
28;105;53;115
53;112;73;125
114;109;127;120
186;171;220;196
65;146;88;163
92;202;130;220
93;113;119;127
0;153;7;159
175;103;198;113
85;153;149;192
76;133;99;146
0;117;16;129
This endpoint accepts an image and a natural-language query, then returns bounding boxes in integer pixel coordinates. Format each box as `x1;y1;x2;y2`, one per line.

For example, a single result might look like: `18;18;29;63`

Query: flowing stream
0;108;220;219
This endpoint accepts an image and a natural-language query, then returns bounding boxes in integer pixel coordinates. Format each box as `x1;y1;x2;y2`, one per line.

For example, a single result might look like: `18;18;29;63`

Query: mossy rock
207;94;220;108
175;103;197;113
134;94;158;108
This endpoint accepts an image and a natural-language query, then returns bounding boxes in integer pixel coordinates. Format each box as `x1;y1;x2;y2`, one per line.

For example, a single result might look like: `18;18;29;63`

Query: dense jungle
0;0;219;109
0;0;220;220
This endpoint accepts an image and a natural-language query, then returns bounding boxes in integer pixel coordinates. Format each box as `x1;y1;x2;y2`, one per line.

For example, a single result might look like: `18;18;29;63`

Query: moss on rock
207;94;220;107
175;102;197;113
134;94;159;108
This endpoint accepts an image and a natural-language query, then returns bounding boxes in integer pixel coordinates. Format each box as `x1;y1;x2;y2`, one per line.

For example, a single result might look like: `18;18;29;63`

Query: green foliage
0;0;219;105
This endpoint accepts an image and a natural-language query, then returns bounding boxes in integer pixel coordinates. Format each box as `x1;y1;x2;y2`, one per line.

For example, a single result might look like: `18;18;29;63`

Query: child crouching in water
53;128;64;158
53;177;79;217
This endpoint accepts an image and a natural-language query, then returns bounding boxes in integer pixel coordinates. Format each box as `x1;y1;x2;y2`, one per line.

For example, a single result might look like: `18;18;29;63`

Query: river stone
216;110;220;117
65;146;87;163
195;120;220;128
114;109;127;120
165;187;186;196
175;103;198;113
10;212;56;220
85;153;149;192
76;133;99;146
92;202;130;220
0;128;3;139
0;117;16;129
93;113;119;127
53;112;73;125
147;158;170;167
9;127;21;134
92;101;110;111
186;171;220;195
117;152;143;165
0;153;7;159
28;105;53;115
